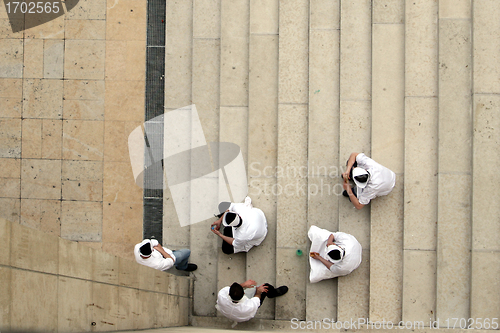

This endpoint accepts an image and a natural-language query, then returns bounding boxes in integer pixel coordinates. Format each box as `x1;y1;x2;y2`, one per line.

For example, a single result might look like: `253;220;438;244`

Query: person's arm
153;244;175;262
343;182;365;210
310;252;334;269
255;284;269;300
211;213;224;231
326;234;335;247
241;279;257;288
342;152;359;181
211;228;234;245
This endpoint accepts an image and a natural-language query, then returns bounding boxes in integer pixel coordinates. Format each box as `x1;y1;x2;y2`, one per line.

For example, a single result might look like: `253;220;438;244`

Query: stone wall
0;217;190;332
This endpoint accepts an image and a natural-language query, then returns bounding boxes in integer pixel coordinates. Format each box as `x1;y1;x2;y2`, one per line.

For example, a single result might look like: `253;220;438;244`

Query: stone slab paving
471;0;500;318
306;2;339;319
402;0;438;325
436;0;473;324
247;0;279;317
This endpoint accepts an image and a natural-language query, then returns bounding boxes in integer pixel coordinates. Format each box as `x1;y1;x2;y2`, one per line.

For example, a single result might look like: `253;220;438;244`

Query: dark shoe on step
177;263;197;272
268;286;288;298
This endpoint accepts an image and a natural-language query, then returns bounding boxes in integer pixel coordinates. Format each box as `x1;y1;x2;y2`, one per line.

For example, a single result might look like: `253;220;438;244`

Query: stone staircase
161;0;500;329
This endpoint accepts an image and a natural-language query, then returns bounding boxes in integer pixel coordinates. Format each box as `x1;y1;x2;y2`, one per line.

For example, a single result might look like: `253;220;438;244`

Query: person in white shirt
134;238;197;272
341;152;396;209
210;197;267;254
216;279;288;323
308;226;362;281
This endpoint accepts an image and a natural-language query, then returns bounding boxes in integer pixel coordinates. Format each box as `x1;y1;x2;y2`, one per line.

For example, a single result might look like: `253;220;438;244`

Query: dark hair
229;282;244;301
225;212;236;223
328;249;341;260
140;243;152;256
354;174;369;183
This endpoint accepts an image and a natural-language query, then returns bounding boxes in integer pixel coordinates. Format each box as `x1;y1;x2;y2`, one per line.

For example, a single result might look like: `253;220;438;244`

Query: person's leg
221;226;235;254
343;186;358;201
262;283;288;303
346;159;358;180
263;283;276;297
259;284;273;306
172;249;191;270
343;159;358;198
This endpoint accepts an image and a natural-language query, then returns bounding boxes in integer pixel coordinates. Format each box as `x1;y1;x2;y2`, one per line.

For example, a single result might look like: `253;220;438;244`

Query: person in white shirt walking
211;197;267;254
308;226;362;282
216;279;288;323
341;152;396;209
134;238;197;272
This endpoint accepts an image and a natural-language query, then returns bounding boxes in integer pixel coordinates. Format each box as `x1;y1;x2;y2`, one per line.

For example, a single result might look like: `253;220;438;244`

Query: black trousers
345;159;358;200
222;226;235;254
259;283;277;306
346;159;358;180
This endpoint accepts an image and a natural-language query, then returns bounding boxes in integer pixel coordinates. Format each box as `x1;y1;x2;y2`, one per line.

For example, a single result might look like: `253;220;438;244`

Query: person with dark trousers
342;152;396;210
211;196;267;254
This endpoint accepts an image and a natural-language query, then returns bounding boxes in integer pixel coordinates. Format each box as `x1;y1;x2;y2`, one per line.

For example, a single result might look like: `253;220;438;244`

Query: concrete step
471;0;500;321
337;0;371;322
305;0;340;321
402;0;439;324
190;0;221;316
215;0;251;316
163;0;192;255
436;0;473;324
275;0;309;320
246;0;279;320
158;0;500;325
369;0;405;322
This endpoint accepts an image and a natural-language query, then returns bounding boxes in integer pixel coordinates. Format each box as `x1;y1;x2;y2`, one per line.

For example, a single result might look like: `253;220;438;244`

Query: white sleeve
157;257;175;271
329;264;342;275
333;232;347;243
218;287;230;299
357;193;372;205
229;202;245;214
232;238;250;253
355;153;370;168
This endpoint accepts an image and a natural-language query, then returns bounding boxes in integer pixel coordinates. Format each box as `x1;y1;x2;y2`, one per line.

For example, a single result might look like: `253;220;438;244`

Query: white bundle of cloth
308;225;336;283
308;225;363;283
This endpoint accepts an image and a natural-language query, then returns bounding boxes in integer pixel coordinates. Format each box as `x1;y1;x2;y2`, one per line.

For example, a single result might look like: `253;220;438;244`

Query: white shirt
229;202;267;253
328;232;362;277
215;286;260;322
355;153;396;205
134;239;176;271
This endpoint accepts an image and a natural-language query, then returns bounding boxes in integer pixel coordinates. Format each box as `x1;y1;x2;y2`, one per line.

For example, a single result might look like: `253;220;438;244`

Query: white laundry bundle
308;225;336;283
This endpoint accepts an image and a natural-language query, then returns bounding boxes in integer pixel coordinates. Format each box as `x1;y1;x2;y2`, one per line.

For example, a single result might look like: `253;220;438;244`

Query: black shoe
177;263;197;272
268;286;288;298
342;190;348;197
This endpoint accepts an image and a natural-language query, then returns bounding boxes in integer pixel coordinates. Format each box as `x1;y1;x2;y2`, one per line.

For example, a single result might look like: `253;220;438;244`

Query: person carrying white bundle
308;225;362;283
